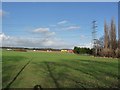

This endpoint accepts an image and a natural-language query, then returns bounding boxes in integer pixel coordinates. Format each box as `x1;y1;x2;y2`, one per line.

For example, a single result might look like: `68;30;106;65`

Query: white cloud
33;27;55;36
57;20;68;25
0;33;10;41
0;10;8;17
1;33;73;49
65;26;80;30
33;28;49;33
77;43;92;49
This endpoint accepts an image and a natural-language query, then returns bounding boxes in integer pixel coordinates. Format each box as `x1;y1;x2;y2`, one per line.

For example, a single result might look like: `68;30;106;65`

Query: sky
0;2;118;49
1;0;120;2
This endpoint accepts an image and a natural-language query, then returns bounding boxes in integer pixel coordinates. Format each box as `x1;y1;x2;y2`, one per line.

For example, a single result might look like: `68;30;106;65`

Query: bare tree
117;15;120;58
118;21;120;49
110;18;117;50
101;20;110;57
102;18;117;58
104;20;109;49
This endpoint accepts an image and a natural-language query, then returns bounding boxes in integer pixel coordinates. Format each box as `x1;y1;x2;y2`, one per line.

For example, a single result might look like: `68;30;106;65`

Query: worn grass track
2;50;119;88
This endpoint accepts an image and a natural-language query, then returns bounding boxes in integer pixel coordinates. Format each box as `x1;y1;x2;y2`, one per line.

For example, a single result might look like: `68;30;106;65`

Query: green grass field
2;50;119;88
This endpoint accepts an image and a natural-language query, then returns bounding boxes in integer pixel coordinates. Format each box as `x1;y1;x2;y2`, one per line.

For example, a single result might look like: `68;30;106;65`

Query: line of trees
98;18;120;58
73;46;93;55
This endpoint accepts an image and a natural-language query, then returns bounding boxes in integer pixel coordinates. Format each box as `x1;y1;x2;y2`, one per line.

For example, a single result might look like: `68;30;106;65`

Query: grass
2;50;119;88
0;49;2;89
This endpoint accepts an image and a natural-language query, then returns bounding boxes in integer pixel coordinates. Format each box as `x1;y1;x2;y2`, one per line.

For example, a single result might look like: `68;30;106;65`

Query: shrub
115;48;120;58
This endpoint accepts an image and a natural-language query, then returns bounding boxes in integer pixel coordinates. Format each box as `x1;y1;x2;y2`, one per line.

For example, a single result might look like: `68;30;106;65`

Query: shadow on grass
5;60;31;89
44;62;60;88
66;59;118;77
39;61;87;88
2;55;28;62
2;55;32;89
33;59;118;88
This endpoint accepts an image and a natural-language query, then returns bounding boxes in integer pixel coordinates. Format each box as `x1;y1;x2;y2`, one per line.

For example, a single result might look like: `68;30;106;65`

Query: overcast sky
1;2;118;49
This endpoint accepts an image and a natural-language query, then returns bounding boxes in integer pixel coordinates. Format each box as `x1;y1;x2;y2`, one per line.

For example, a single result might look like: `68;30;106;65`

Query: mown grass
2;50;119;88
0;49;2;89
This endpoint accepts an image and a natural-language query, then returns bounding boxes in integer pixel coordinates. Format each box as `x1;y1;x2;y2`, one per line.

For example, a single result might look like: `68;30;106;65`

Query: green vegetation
0;49;2;89
2;50;119;88
74;46;93;55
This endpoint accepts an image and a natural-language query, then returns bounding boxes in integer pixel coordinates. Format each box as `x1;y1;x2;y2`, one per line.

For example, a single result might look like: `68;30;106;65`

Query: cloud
77;43;92;49
33;28;49;33
0;33;11;47
0;33;91;49
65;26;80;30
0;33;9;41
1;33;73;49
33;27;55;36
0;10;8;17
57;20;68;25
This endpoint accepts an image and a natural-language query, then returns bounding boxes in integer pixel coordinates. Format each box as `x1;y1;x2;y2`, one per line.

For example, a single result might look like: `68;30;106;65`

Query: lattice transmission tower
92;20;98;56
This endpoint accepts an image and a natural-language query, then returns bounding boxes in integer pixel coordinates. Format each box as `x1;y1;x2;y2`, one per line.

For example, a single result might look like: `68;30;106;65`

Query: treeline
2;47;61;51
96;18;120;58
73;46;93;55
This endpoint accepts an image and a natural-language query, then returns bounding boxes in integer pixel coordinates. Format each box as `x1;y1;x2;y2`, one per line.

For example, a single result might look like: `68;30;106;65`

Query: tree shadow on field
68;59;118;78
2;56;27;62
38;61;89;88
2;55;30;89
38;60;118;88
43;62;60;88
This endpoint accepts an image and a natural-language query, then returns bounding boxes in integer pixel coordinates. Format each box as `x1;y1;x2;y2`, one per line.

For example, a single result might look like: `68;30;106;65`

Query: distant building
67;50;73;53
61;50;68;52
47;50;52;52
6;48;12;51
